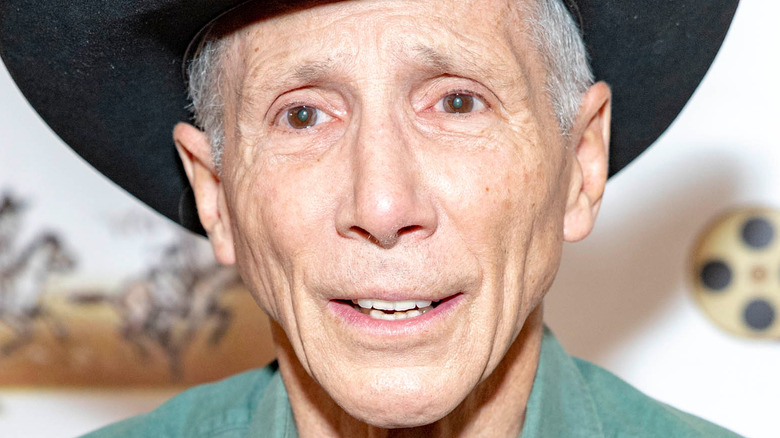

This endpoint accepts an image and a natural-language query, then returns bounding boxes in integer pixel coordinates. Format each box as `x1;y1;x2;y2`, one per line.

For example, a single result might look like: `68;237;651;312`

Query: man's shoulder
572;357;741;437
81;364;279;438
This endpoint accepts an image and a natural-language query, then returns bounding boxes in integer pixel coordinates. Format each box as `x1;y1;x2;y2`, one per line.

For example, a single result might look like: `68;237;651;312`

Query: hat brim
0;0;739;235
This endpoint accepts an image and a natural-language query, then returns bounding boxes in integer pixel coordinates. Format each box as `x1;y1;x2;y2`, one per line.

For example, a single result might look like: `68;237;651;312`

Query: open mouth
336;295;457;321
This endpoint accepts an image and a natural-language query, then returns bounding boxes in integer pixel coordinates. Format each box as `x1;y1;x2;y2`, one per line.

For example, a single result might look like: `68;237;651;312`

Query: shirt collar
520;326;605;437
248;362;299;438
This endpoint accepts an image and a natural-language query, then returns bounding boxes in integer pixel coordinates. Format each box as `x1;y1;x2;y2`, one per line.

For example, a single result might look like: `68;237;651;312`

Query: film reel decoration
691;208;780;338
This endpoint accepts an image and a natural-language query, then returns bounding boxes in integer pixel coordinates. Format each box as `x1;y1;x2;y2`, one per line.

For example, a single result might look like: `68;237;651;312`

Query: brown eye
443;94;474;113
286;106;318;129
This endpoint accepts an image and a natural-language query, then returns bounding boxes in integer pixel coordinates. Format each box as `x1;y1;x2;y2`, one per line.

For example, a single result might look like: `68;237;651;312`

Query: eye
284;105;332;129
436;93;485;114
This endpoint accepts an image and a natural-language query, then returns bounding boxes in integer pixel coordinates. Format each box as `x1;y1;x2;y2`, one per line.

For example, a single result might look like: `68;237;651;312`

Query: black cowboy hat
0;0;739;235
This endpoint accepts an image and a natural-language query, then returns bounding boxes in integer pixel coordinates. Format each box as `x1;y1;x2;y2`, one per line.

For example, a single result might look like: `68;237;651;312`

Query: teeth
374;299;395;311
415;300;432;309
394;300;416;311
355;298;432;311
369;309;395;320
357;298;388;310
359;305;433;320
352;298;436;320
405;309;422;318
367;308;430;320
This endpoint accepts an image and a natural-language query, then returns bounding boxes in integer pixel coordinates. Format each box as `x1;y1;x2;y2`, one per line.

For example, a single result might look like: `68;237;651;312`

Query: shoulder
81;364;279;438
573;358;742;437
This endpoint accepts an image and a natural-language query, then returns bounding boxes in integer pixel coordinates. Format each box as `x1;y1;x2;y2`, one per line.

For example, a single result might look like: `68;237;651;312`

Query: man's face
206;0;591;427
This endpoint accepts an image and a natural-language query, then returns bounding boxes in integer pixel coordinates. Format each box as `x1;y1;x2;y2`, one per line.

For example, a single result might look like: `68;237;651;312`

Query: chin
324;367;474;429
343;395;455;429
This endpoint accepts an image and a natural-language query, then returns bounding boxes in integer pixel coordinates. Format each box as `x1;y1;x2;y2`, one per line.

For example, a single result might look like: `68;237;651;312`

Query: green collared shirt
83;328;741;437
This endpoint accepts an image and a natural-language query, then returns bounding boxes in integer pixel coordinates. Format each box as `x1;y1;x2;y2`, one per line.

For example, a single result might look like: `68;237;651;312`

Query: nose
336;119;437;249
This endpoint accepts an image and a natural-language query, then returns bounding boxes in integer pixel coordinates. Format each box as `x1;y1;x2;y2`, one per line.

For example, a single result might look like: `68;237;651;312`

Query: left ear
563;81;611;242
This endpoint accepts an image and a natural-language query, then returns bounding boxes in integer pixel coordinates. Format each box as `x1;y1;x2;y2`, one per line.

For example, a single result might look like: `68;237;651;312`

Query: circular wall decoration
691;208;780;338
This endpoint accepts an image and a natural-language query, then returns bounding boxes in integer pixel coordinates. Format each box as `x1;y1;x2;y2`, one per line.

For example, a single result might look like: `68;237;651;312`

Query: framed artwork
0;190;275;387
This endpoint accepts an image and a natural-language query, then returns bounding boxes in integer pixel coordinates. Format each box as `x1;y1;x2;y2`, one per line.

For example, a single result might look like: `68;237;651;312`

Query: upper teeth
354;298;433;311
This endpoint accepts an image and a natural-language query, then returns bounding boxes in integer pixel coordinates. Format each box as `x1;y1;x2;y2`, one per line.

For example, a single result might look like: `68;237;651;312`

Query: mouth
334;295;458;321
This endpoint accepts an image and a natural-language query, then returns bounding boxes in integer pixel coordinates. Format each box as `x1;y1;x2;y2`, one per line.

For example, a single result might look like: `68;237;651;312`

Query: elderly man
0;0;741;436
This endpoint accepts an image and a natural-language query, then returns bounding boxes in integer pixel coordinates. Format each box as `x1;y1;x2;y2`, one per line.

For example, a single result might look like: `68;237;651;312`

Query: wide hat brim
0;0;739;235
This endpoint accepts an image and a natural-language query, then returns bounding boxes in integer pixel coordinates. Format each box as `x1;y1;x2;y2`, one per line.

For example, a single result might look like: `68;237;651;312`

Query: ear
173;122;236;265
563;81;611;242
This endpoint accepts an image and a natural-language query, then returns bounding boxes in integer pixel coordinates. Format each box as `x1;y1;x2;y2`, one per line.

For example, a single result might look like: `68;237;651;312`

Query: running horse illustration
72;234;242;380
0;232;76;356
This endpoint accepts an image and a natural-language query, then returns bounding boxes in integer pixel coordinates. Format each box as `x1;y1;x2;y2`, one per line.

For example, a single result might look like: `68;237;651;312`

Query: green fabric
82;328;741;437
520;328;742;437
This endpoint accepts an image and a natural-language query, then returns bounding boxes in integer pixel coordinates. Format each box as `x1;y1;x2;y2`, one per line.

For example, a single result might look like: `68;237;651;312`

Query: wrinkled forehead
203;0;528;39
200;0;536;78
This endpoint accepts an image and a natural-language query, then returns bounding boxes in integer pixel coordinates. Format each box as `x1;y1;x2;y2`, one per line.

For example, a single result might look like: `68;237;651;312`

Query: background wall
1;1;778;436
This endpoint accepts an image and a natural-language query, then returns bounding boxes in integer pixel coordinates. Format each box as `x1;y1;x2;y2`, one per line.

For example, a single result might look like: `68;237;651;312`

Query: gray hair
186;0;594;169
526;0;594;138
187;34;230;170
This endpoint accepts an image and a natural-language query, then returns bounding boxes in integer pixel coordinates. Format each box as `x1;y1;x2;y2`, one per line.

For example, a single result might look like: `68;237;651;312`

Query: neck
272;306;545;438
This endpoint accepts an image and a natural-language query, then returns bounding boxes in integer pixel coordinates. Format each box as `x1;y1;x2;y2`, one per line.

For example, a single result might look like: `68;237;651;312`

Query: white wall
546;1;780;436
1;1;777;436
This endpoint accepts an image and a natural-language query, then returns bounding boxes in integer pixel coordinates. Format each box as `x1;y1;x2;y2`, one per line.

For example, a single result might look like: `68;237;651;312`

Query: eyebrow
410;45;454;72
291;57;345;84
405;44;501;86
243;43;506;101
288;46;457;83
405;45;519;98
240;54;352;98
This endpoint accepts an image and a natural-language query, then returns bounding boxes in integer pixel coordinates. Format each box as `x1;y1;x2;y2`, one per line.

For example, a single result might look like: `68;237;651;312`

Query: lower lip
328;294;463;336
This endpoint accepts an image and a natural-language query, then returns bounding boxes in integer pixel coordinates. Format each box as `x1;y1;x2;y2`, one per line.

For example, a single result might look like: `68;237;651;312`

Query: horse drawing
0;233;76;356
71;235;241;380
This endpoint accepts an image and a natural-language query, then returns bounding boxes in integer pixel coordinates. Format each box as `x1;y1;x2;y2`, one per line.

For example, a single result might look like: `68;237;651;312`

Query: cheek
258;161;340;254
222;151;339;317
220;149;287;315
225;175;282;316
440;133;568;293
437;143;550;258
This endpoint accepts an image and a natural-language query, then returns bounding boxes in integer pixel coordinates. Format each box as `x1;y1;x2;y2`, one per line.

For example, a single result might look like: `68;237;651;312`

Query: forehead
228;0;524;45
219;0;538;91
